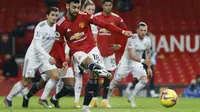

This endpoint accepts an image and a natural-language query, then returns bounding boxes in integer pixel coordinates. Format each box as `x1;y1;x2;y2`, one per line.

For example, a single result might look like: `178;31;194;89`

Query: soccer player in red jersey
89;0;128;108
51;0;132;111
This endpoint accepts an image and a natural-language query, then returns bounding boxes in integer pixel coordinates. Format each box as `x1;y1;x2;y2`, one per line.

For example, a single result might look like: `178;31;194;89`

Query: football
160;89;178;108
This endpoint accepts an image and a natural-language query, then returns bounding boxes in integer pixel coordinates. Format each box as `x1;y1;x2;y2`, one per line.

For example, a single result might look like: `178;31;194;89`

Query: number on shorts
92;54;101;64
110;58;116;65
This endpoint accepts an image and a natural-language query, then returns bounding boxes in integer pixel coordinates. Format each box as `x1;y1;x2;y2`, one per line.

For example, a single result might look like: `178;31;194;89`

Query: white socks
131;80;147;96
56;79;64;94
7;81;24;100
74;74;82;102
40;79;57;100
107;79;119;100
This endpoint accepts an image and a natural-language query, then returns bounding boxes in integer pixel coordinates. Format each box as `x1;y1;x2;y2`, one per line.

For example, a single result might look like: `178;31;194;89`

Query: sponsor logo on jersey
135;49;145;52
79;22;85;28
70;32;85;40
99;28;110;33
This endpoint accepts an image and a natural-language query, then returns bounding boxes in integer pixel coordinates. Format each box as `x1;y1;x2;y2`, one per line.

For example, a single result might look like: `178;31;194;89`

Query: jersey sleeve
55;22;67;63
90;15;124;34
118;17;128;30
146;37;151;50
33;26;44;40
91;24;98;35
33;26;51;59
127;37;135;49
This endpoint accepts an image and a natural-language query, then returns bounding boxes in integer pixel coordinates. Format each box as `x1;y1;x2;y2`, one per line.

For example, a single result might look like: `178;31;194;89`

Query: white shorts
114;63;146;81
65;44;70;54
102;54;116;71
22;57;57;78
60;67;74;78
41;67;74;82
73;46;106;74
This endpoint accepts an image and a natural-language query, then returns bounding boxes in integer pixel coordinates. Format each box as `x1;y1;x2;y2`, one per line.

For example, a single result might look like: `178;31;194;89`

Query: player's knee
39;79;47;88
51;74;59;81
21;78;31;87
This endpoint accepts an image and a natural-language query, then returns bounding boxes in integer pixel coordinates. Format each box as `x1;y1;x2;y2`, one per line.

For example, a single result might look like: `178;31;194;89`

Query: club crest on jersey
70;32;85;40
78;56;82;60
79;22;85;28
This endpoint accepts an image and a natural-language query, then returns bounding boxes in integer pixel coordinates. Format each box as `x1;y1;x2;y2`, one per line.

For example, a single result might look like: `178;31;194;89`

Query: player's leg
149;65;159;97
101;54;117;108
50;67;74;108
38;61;59;108
22;74;49;108
73;50;111;78
89;73;99;108
74;66;84;108
128;64;148;108
82;73;98;112
5;58;37;108
125;78;139;95
5;77;31;108
107;66;130;101
56;79;64;94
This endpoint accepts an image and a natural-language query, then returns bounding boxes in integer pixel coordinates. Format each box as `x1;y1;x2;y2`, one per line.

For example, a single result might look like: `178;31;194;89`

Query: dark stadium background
0;0;200;97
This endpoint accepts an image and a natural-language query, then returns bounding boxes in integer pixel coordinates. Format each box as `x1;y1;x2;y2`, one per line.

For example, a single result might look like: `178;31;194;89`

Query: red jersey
56;12;124;55
50;40;66;68
94;12;128;56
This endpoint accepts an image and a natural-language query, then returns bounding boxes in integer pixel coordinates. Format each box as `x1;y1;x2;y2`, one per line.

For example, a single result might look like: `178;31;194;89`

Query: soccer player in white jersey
4;7;65;108
107;22;152;108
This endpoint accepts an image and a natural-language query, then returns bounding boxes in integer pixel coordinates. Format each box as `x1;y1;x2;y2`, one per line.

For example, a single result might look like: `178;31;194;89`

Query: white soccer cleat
82;106;91;112
150;90;159;98
128;95;137;108
92;69;112;79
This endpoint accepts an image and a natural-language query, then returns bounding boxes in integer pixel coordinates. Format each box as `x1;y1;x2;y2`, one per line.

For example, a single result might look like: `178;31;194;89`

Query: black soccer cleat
50;97;60;108
22;96;29;108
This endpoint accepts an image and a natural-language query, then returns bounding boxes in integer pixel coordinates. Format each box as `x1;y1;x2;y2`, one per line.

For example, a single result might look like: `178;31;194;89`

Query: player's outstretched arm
90;16;132;37
145;40;153;77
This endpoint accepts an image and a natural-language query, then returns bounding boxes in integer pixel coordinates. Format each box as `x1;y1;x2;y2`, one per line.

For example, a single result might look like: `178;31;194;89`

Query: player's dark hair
46;7;59;15
66;0;80;4
137;22;147;29
82;0;94;9
102;0;113;5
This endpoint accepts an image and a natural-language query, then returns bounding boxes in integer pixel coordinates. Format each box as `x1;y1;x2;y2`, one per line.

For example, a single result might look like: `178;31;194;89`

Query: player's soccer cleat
101;99;111;108
128;95;137;108
92;68;112;79
38;99;52;108
22;96;29;108
4;98;12;108
150;90;159;98
50;97;60;108
82;106;91;112
74;102;81;108
89;98;98;107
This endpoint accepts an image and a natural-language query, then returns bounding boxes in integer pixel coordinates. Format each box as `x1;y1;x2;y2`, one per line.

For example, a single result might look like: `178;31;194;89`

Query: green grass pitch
0;96;199;112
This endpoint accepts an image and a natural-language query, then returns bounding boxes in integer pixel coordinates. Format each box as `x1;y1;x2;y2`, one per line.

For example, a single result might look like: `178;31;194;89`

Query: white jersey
119;34;151;67
26;20;56;60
